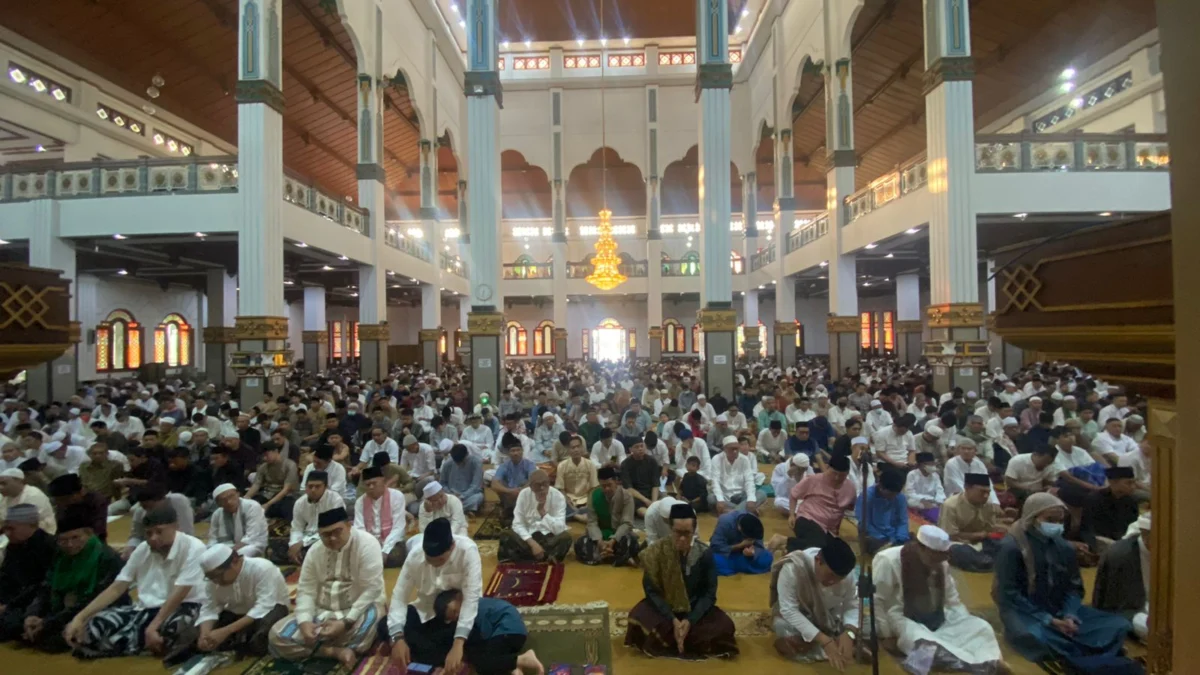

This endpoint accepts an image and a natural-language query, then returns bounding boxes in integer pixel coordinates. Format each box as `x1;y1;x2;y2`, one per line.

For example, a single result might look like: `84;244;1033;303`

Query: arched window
534;320;555;356
730;251;744;274
439;332;447;356
662;319;685;354
95;309;141;372
582;328;591;358
329;321;343;360
350;321;360;359
691;323;701;353
152;313;192;367
505;321;528;356
736;321;767;358
795;320;804;351
681;251;699;276
513;254;534;279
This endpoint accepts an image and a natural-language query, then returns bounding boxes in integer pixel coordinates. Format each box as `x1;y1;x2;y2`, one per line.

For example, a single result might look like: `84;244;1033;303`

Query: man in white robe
288;470;345;565
353;466;409;567
207;484;268;558
767;454;813;514
415;481;468;540
942;439;999;506
770;537;860;666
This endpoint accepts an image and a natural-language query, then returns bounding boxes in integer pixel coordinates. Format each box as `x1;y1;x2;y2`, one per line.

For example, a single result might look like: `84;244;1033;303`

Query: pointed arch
96;309;142;372
663;318;685;354
505;321;528;356
691;323;701;354
737;321;767;358
534;320;555;356
152;313;192;367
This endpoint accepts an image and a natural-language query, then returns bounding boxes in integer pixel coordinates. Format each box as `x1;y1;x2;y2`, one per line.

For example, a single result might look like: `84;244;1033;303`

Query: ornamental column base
232;316;291;404
826;316;861;379
698;305;735;400
300;330;329;375
468;310;504;406
895;320;924;366
774;321;799;369
358;323;390;382
648;326;664;363
924;303;987;394
203;326;239;387
418;329;442;374
553;327;569;364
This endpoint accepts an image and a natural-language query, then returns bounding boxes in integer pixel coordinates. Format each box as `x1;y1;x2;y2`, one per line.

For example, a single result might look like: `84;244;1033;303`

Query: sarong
76;602;201;659
623;598;738;660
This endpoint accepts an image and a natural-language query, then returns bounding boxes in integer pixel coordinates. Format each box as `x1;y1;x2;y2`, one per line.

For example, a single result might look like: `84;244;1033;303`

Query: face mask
1038;522;1064;539
347;410;357;416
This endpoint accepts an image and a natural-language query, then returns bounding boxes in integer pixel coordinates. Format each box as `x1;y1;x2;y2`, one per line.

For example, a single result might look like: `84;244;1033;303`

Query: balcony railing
441;251;467;278
0;156;239;201
844;154;928;224
503;262;553;279
786;213;830;253
974;132;1170;172
661;259;699;277
750;243;776;271
384;225;432;262
566;260;649;279
282;171;367;235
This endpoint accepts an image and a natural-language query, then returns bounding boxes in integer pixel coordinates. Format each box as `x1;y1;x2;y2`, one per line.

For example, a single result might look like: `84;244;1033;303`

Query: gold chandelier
586;0;626;292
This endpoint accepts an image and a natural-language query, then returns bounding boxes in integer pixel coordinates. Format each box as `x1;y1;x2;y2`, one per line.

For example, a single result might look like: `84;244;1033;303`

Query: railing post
1073;130;1085;171
1124;130;1138;170
1020;140;1031;171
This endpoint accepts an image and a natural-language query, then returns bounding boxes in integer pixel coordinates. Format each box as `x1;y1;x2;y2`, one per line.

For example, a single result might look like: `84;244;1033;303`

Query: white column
896;273;920;321
419;283;442;372
985;258;998;314
27;200;77;402
744;288;759;326
303;286;327;330
301;285;327;374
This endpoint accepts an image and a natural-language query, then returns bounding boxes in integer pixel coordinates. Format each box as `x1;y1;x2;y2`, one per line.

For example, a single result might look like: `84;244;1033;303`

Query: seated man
268;506;386;668
619;436;661;518
994;493;1131;663
400;434;439;515
359;450;415;502
16;504;125;653
709;511;773;576
874;525;1005;673
491;435;537;517
123;483;195;558
439;443;484;515
354;466;408;568
1093;512;1151;640
0;467;56;534
287;470;345;565
624;503;738;659
387;518;483;674
417;481;469;540
767;454;812;516
1078;466;1140;557
709;436;758;515
0;504;57;642
643;496;685;546
437;590;543;675
769;536;860;666
554;434;598;523
938;474;1010;572
65;505;208;664
244;442;299;520
782;454;856;553
1003;445;1058;507
499;470;572;563
855;467;911;554
207;483;269;559
46;473;109;542
184;544;290;658
903;452;946;524
576;466;639;566
302;445;348;501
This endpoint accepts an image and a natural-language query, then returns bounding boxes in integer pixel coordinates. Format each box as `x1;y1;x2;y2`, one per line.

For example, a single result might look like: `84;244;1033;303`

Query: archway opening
592;318;627;363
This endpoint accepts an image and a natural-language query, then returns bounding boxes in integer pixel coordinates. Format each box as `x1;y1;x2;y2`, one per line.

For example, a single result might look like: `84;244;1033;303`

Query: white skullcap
212;483;238;499
1029;396;1042;403
178;431;193;445
697;394;707;400
438;438;454;452
721;435;740;447
1051;392;1064;401
1137;513;1151;531
1002;417;1019;427
715;413;728;423
542;411;555;419
870;399;882;408
71;434;86;446
923;424;944;439
1064;395;1076;402
229;401;239;410
422;481;443;499
50;431;67;442
43;441;63;453
199;544;234;573
0;468;24;480
995;374;1008;382
916;525;952;552
69;407;81;415
160;417;176;426
791;454;811;468
966;391;978;398
851;436;869;446
222;431;241;440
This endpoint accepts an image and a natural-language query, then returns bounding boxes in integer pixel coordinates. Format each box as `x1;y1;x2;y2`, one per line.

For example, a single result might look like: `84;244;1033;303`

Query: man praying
782;454;856;552
855;467;911;554
498;469;572;563
417;481;469;539
0;504;57;643
46;472;109;542
769;536;859;666
207;483;269;559
439;443;485;515
554;434;599;522
620;435;661;517
287;470;345;565
244;442;299;519
938;474;1009;572
576;466;639;566
184;543;290;658
354;466;409;567
709;511;773;576
1093;512;1151;640
709;435;758;515
1077;466;1140;556
903;452;946;523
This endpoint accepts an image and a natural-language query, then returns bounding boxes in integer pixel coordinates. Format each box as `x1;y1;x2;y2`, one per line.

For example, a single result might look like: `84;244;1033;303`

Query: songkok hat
722;435;740;448
199;544;234;573
923;423;944;439
317;506;348;527
791;454;811;469
372;451;392;467
143;504;179;527
362;466;384;481
598;466;618;481
4;503;38;524
0;468;24;480
880;468;905;492
502;432;523;449
211;483;238;499
58;503;95;532
828;454;851;472
422;481;443;499
851;436;869;446
915;452;936;464
422;517;454;557
402;434;419;447
964;473;991;488
916;524;952;552
669;503;696;520
306;470;329;485
820;537;857;577
736;514;764;540
47;473;83;497
1105;466;1135;480
1002;417;1019;427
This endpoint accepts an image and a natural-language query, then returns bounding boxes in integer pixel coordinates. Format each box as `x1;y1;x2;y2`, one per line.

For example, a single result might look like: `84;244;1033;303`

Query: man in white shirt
354;466;409;567
785;397;817;426
354;426;400;477
189;544;290;657
531;412;564;463
0;467;56;533
1119;440;1151;500
498;469;573;563
416;481;468;541
942;439;999;506
207;484;268;559
288;470;345;565
825;397;854;437
904;452;947;522
642;496;686;546
1097;394;1130;426
386;518;482;674
709;435;758;515
872;416;916;470
460;414;494;460
758;419;788;462
64;505;208;662
268;507;386;668
302;445;348;498
1049;427;1103;487
590;429;626;468
769;454;813;515
863;400;893;438
1091;417;1139;465
1003;446;1058;505
725;405;748;432
39;440;88;475
674;429;711;480
770;537;860;666
690;394;717;424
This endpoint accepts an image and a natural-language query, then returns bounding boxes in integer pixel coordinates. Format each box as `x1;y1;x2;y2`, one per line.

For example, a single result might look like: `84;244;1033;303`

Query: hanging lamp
586;0;627;291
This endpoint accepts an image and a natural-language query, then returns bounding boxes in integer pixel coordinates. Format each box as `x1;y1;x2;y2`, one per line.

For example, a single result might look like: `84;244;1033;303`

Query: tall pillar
418;284;442;373
355;12;390;383
26;200;78;402
773;135;799;366
464;0;503;404
742;171;762;357
922;0;985;394
695;0;735;396
234;0;288;404
646;84;664;363
548;86;569;364
204;270;239;385
742;288;761;359
300;286;328;373
895;273;922;365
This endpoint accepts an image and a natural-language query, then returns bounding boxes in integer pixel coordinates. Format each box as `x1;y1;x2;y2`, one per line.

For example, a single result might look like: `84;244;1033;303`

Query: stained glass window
534;321;554;356
95;326;111;370
629;330;636;351
351;322;360;358
582;329;590;358
883;311;895;352
505;321;527;356
795;320;804;350
736;322;767;358
154;328;166;364
96;309;139;371
330;321;343;359
663;319;684;353
439;333;447;355
152;313;191;366
860;312;873;350
692;323;701;353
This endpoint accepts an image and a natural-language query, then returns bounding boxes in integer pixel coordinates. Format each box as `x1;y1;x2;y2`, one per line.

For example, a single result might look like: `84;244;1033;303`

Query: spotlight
1060;67;1076;80
1059;81;1075;93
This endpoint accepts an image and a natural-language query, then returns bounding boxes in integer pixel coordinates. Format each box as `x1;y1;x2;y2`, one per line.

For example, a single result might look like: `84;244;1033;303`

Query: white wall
286;299;466;361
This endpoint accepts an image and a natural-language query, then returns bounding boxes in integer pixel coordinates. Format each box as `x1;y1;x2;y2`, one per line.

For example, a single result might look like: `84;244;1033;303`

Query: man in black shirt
1079;466;1140;555
620;436;660;518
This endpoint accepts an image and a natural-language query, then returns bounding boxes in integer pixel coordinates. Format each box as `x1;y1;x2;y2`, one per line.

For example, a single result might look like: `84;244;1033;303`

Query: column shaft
301;286;328;374
419;284;442;373
204;270;239;385
26;200;78;401
895;273;922;365
552;241;568;363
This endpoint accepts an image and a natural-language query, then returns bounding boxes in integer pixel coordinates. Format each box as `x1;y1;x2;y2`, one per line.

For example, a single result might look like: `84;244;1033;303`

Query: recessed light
905;227;920;234
525;39;532;48
194;232;206;237
735;24;743;34
1070;97;1084;109
501;41;509;49
1098;211;1112;216
35;145;45;153
1013;213;1028;219
1059;81;1074;93
117;269;128;276
113;233;126;240
295;242;308;248
863;282;871;287
819;261;828;267
284;279;294;285
623;37;630;45
450;3;458;12
338;255;349;260
885;253;894;258
864;242;877;249
8;68;25;83
322;265;333;271
599;37;608;47
1060;67;1076;80
458;20;465;28
576;38;584;47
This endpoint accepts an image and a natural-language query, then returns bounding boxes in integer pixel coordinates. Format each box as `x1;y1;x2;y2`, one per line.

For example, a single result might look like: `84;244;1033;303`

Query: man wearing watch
769;536;862;668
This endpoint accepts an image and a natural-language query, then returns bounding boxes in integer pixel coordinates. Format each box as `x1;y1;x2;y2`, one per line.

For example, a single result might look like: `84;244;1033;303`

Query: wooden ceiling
497;0;747;44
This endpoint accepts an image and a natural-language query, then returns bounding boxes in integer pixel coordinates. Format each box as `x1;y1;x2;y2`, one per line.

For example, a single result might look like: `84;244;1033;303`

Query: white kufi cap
916;525;952;552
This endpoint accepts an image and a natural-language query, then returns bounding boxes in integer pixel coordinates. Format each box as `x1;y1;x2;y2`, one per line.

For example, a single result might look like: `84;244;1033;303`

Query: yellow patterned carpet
2;475;1132;675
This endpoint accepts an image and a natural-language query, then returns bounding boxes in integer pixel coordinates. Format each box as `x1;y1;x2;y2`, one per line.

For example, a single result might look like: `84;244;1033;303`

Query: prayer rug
520;602;612;673
476;540;499;558
609;609;772;638
484;562;565;606
472;514;506;540
349;645;444;675
240;655;358;675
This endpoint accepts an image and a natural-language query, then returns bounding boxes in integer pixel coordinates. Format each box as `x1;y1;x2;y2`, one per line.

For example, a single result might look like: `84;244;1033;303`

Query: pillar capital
697;307;736;332
647;326;664;339
895;320;924;334
774;320;799;335
926;302;984;329
358;323;390;342
418;328;442;343
467;311;505;335
826;315;860;333
923;56;975;94
301;330;328;344
234;316;288;341
204;326;240;344
921;339;990;368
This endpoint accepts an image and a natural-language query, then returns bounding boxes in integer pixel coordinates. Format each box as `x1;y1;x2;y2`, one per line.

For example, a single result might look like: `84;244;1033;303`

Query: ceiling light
167;139;178;152
1070;97;1084;109
35;145;45;153
819;261;828;267
743;8;750;17
295;241;308;248
194;231;206;237
600;37;608;47
735;24;743;34
284;279;294;285
30;78;46;93
112;233;126;240
863;282;871;287
96;108;108;120
817;275;826;279
885;253;894;258
905;227;920;234
153;133;164;144
740;291;745;295
0;238;8;245
387;270;395;276
51;88;66;101
322;265;334;271
129;122;142;133
1098;211;1112;216
1060;67;1076;80
457;20;465;29
450;3;458;12
501;41;509;49
117;269;128;276
623;37;630;45
525;39;532;48
338;255;349;260
576;38;584;47
1059;81;1075;93
8;67;25;83
758;284;765;289
350;292;358;297
864;242;877;249
1013;212;1028;219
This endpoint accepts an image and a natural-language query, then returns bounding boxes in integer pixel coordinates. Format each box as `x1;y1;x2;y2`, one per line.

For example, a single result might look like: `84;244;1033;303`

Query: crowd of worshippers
0;357;1153;672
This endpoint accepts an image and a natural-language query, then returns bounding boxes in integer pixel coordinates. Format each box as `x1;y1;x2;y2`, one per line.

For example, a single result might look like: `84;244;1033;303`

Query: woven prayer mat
484;561;565;607
609;609;772;638
240;655;357;675
520;602;612;673
472;513;506;540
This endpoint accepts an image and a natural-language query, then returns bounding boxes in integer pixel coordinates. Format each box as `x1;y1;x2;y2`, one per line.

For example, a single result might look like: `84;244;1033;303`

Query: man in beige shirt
554;435;598;524
937;474;1010;573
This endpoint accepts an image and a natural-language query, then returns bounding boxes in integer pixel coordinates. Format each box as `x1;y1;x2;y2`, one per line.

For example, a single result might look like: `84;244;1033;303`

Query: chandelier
587;0;627;292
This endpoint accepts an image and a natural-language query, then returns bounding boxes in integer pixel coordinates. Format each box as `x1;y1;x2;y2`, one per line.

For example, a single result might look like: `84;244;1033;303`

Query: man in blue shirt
439;444;484;514
784;421;820;460
709;511;773;576
854;467;911;554
491;435;537;518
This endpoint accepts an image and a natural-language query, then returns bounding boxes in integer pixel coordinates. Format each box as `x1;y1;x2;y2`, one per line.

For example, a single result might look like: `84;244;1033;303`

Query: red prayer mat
484;562;565;607
350;645;444;675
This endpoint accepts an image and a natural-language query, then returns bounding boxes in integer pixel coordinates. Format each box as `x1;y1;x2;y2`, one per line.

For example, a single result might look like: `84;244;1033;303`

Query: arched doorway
591;318;627;363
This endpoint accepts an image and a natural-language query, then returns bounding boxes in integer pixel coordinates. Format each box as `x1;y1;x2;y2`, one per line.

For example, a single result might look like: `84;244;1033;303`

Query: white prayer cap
212;483;238;499
1137;513;1151;531
43;441;63;453
1051;392;1064;402
160;417;176;426
199;544;234;573
995;373;1008;382
966;391;978;399
1002;417;1019;427
222;431;241;440
69;407;81;416
715;413;728;423
916;525;952;552
50;431;67;442
870;399;882;408
178;431;193;445
851;436;869;446
1029;396;1042;403
697;394;707;400
70;434;87;446
438;438;454;452
0;468;24;479
1064;395;1076;402
422;481;443;499
542;411;555;419
229;401;239;410
721;435;740;448
791;454;811;469
923;423;944;439
402;434;419;447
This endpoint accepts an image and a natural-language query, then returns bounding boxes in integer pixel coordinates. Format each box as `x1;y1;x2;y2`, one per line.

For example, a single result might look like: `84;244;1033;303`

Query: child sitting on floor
680;456;709;512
